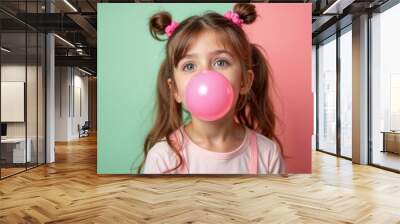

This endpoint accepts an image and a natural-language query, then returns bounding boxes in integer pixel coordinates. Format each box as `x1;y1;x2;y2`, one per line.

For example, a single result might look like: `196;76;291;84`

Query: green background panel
97;3;231;174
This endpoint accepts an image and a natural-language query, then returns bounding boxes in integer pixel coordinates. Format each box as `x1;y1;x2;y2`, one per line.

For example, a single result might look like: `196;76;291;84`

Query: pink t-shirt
143;126;286;174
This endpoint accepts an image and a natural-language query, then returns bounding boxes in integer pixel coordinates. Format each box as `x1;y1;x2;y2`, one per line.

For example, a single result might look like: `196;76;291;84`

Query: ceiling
0;0;393;75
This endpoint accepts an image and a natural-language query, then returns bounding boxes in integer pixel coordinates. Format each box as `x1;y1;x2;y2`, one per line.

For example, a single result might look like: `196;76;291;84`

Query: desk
1;138;32;163
381;131;400;154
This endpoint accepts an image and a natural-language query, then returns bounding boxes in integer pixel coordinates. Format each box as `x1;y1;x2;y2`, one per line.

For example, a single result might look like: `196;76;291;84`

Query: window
317;35;337;154
339;27;352;158
370;2;400;171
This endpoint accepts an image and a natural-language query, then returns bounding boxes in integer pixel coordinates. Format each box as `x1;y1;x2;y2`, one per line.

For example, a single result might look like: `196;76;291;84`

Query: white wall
55;66;70;141
72;73;89;138
55;67;89;141
1;65;26;140
1;65;42;137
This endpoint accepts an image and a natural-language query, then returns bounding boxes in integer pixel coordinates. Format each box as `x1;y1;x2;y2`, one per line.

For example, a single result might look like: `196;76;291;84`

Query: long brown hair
137;3;283;174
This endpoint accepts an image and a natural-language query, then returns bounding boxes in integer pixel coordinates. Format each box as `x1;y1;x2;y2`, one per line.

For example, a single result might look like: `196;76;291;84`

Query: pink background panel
243;3;313;173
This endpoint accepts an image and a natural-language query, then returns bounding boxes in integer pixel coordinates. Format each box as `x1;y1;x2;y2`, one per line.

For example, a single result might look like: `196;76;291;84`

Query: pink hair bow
224;10;243;27
165;21;179;38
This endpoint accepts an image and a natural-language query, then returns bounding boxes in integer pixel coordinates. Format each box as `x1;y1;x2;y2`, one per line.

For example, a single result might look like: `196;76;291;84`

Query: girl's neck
184;112;245;144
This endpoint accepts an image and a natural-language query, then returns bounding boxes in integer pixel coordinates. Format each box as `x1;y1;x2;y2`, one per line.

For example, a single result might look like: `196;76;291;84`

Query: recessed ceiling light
54;34;75;48
78;67;93;76
63;0;78;12
1;47;11;53
323;0;355;15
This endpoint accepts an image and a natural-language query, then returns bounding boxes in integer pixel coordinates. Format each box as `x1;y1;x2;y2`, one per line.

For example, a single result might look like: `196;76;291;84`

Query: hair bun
149;11;172;41
233;3;257;25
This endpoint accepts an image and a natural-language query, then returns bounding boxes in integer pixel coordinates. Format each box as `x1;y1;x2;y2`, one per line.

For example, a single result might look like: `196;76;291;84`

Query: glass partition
0;31;28;177
0;1;46;179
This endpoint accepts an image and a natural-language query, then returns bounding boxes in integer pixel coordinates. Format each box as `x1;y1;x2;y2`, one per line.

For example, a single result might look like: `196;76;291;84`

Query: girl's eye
214;59;230;68
182;62;195;72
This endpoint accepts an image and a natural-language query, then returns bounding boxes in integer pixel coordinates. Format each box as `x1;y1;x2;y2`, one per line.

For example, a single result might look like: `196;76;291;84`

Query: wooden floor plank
0;134;399;223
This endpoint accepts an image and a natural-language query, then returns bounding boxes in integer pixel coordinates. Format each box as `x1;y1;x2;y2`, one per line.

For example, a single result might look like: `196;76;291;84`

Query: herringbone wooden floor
0;134;400;224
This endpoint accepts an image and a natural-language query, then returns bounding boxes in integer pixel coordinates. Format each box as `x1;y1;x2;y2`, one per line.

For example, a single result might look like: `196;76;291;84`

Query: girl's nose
198;61;213;73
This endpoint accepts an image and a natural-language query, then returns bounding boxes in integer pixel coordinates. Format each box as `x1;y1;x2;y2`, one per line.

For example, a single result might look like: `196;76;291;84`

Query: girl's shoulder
147;137;177;159
250;129;282;156
143;137;179;174
147;128;184;160
249;129;286;174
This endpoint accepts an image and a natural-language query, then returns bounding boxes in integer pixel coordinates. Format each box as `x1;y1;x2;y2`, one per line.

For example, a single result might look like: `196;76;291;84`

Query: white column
46;33;55;163
352;14;369;164
45;1;55;163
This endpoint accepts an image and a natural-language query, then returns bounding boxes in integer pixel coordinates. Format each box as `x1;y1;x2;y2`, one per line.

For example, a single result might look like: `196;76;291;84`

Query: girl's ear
167;78;183;103
239;70;254;94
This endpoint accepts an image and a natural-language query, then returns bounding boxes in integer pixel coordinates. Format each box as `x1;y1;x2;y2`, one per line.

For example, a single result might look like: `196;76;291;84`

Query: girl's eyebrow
210;50;234;57
182;50;233;60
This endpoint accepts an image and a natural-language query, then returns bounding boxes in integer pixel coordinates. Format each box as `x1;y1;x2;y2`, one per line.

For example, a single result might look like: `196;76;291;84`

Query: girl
139;3;286;174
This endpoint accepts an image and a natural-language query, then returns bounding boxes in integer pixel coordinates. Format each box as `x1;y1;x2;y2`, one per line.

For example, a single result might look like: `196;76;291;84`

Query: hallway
0;134;399;223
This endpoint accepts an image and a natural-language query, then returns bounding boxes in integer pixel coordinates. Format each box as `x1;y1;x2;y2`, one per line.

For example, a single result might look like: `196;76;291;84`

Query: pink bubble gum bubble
184;70;234;121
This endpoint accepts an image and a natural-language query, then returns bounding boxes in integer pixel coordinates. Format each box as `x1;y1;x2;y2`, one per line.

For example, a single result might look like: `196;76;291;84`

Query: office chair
79;121;90;138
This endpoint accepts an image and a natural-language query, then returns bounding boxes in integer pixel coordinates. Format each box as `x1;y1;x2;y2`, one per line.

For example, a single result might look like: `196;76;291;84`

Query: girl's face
168;30;254;115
